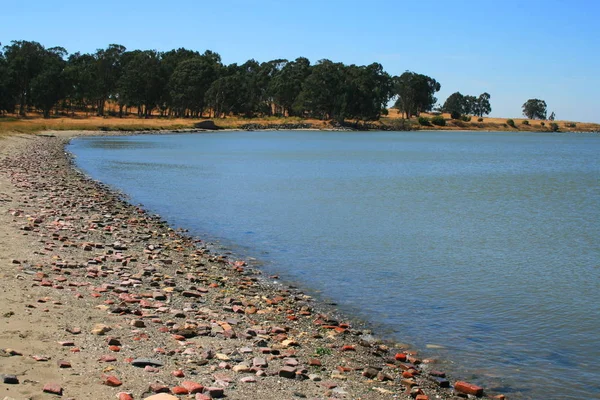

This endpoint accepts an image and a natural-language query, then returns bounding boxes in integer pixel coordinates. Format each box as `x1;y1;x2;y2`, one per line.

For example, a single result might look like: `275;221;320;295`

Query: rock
43;383;63;395
252;357;267;368
181;381;204;394
2;375;19;384
57;360;71;368
171;387;189;395
131;358;164;367
148;384;170;393
104;376;122;387
362;367;379;379
91;324;112;335
454;381;484;396
143;394;178;400
172;369;185;377
204;387;224;398
240;376;256;383
131;319;146;328
117;393;134;400
278;366;296;379
308;374;321;381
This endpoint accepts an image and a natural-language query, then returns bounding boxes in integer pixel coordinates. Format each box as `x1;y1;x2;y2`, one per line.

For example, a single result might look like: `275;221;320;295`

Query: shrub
477;117;484;122
550;122;559;132
461;115;472;122
506;119;515;127
540;121;545;126
431;116;446;126
450;111;461;120
565;122;576;128
418;116;431;126
522;120;529;125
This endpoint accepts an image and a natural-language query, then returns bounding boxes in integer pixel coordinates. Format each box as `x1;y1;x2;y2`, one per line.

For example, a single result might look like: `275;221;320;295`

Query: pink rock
43;383;63;395
181;381;204;394
454;381;484;396
104;375;122;387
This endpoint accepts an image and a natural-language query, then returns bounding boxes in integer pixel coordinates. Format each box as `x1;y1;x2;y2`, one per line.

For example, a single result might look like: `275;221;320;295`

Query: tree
522;99;547;120
475;92;491;117
30;47;67;118
443;92;465;116
268;57;311;116
64;52;98;115
393;71;440;118
118;50;163;117
294;59;346;121
0;45;17;114
549;111;555;121
341;63;393;121
169;55;220;117
3;40;46;115
94;44;126;116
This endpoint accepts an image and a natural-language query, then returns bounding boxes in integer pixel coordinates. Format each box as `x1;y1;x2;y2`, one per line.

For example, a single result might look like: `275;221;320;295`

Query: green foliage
477;117;484;122
507;119;515;127
315;347;332;357
550;122;559;131
393;71;440;119
522;120;529;125
431;115;446;126
540;121;545;126
418;116;430;126
443;91;491;117
450;110;461;120
522;99;547;119
461;115;471;122
549;111;555;121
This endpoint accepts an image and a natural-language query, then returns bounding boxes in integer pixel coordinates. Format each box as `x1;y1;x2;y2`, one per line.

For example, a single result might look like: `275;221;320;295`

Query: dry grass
1;110;599;137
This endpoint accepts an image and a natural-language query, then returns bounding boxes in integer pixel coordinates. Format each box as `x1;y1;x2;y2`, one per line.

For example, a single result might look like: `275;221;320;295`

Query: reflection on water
69;131;600;399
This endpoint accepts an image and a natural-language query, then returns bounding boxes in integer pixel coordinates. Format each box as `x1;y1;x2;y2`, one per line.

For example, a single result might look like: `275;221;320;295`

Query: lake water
68;130;600;399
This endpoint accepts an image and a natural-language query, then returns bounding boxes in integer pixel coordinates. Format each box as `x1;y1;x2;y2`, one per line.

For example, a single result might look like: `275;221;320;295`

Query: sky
2;0;599;122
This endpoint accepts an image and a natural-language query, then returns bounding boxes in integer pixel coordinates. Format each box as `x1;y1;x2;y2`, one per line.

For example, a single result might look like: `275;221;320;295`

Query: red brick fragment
454;381;484;396
181;380;204;394
103;375;122;387
172;386;189;395
43;383;63;395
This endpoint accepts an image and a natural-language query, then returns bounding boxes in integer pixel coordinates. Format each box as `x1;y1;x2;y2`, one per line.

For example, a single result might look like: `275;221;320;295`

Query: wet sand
0;131;499;399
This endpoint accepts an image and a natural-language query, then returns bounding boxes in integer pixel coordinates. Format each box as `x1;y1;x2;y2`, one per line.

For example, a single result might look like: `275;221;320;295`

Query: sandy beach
0;131;498;400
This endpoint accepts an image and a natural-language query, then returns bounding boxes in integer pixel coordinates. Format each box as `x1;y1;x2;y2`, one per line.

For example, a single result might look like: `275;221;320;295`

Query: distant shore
1;111;599;137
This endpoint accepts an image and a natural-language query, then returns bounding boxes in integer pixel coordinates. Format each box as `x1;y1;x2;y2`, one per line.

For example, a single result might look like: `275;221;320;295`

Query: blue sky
2;0;599;122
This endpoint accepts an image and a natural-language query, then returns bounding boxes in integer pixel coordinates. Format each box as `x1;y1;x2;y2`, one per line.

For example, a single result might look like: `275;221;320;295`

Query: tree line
0;40;494;122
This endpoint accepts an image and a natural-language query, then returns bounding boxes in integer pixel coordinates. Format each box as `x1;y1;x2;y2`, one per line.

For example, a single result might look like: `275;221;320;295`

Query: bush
522;120;529;125
477;117;484;122
450;111;461;120
431;116;446;126
540;121;545;126
565;122;576;128
507;119;515;127
461;115;472;122
418;116;431;126
550;122;559;132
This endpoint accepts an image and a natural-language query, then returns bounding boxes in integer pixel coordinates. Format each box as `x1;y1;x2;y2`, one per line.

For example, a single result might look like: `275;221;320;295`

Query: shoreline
0;131;502;399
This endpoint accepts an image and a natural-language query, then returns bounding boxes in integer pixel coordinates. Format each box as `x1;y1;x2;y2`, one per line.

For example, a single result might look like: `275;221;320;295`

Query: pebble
131;358;164;367
2;375;19;384
43;383;63;395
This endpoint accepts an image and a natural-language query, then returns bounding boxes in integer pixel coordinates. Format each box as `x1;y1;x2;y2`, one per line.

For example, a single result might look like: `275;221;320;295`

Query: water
68;130;600;399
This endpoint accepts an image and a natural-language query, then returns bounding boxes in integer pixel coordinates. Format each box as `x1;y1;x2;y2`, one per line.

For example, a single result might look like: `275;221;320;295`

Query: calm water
69;131;600;399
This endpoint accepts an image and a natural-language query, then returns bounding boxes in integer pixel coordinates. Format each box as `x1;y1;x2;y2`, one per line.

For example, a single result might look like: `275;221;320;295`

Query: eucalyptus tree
268;57;311;116
3;40;46;115
30;46;68;118
342;63;393;121
94;44;126;116
394;71;440;118
0;45;17;114
294;59;346;121
522;99;547;120
118;50;163;117
169;54;221;117
64;52;98;114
